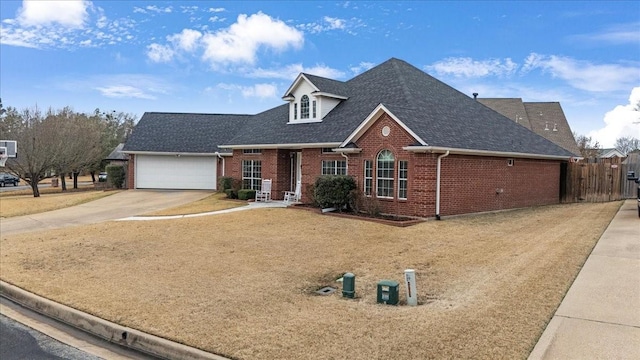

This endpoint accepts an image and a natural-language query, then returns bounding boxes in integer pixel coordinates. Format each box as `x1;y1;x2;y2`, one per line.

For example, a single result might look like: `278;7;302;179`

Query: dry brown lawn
0;201;621;360
0;190;117;218
142;192;245;216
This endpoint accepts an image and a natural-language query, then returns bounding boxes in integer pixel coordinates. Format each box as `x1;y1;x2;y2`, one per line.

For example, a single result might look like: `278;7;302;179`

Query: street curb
0;281;229;360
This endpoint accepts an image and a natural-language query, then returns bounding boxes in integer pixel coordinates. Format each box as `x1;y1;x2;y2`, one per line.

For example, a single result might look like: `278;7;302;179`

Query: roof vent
472;92;478;100
544;122;550;131
553;123;558;132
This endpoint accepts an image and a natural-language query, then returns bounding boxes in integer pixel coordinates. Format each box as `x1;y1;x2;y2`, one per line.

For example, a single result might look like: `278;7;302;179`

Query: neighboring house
106;143;129;165
477;98;581;156
104;143;129;187
123;58;576;218
596;148;626;159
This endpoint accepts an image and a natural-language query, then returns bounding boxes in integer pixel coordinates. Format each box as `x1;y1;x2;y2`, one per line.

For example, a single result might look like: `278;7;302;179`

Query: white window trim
321;159;347;175
242;159;262;190
364;160;373;196
398;160;408;200
376;150;394;199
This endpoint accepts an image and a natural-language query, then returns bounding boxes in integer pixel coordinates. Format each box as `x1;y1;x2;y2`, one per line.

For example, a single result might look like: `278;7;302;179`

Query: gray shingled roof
224;58;575;157
523;103;580;155
477;98;532;129
479;99;580;156
303;73;348;96
106;143;128;161
123;112;251;153
126;58;576;158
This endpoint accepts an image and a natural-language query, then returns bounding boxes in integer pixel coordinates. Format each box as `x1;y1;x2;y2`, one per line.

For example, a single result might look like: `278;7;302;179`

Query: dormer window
301;95;310;119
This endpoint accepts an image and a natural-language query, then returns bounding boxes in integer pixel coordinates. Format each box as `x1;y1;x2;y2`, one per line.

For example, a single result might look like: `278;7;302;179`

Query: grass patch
0;190;117;218
142;192;245;216
0;201;621;359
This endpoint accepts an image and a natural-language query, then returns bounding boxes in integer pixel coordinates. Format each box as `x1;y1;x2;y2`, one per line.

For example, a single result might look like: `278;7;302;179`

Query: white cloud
145;5;173;14
95;85;156;100
146;43;175;63
522;53;639;92
211;83;278;99
209;8;225;13
17;0;89;28
350;61;375;74
298;16;350;34
426;57;518;78
570;22;640;45
168;29;202;52
0;27;40;48
1;1;138;49
201;12;303;66
589;87;640;147
247;63;345;80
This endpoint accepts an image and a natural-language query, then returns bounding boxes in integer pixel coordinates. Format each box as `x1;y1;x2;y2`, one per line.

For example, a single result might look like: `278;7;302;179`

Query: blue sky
1;1;639;147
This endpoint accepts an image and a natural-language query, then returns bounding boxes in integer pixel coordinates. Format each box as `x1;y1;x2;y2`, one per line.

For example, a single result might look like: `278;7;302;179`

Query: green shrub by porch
238;189;256;200
105;165;125;189
313;175;357;210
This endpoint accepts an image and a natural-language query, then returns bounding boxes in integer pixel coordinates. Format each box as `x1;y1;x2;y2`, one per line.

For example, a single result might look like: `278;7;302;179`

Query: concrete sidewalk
528;200;640;360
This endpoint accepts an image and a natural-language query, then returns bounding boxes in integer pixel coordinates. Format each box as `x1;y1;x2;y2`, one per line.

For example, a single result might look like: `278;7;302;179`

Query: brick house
123;58;578;218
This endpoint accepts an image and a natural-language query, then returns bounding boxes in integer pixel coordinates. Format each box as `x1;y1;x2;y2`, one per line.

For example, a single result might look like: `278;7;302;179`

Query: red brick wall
347;113;561;218
127;154;135;189
149;111;561;217
227;149;291;199
439;155;560;216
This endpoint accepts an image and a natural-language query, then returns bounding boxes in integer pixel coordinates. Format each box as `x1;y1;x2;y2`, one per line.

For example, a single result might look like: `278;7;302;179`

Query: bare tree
3;107;63;197
573;132;601;158
614;136;640;155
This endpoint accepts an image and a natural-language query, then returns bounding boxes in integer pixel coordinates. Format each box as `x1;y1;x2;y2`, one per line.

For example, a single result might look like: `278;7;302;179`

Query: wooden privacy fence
561;156;640;203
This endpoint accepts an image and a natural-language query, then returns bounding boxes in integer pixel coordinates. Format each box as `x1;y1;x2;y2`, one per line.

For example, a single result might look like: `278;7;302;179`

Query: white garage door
136;155;217;190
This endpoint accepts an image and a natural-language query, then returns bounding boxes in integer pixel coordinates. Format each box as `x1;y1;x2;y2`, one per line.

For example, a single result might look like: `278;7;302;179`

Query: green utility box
342;273;355;298
377;280;399;305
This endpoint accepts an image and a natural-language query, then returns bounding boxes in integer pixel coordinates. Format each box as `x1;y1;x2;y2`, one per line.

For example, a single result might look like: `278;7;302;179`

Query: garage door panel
136;155;216;190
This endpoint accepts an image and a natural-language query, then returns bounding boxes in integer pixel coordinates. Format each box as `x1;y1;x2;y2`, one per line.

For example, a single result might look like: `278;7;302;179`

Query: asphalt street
1;314;103;360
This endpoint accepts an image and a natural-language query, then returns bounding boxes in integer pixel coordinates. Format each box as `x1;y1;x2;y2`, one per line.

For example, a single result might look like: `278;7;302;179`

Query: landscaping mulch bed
291;203;425;227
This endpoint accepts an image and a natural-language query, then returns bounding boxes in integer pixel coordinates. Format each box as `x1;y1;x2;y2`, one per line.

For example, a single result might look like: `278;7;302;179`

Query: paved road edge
0;281;229;360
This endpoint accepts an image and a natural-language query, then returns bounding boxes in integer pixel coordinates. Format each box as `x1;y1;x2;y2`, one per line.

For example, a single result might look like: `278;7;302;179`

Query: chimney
472;93;478;100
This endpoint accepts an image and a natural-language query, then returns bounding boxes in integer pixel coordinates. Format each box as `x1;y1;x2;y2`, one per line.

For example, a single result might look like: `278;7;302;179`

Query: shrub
225;189;238;199
105;165;125;189
313;175;357;211
218;176;236;192
350;189;381;217
238;189;256;200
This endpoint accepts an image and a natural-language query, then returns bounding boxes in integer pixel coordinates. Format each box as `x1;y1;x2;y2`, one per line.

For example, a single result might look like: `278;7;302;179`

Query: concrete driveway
0;190;212;237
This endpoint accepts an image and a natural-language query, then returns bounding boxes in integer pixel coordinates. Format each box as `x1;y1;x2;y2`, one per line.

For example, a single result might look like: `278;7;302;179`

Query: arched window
377;149;394;198
301;95;310;119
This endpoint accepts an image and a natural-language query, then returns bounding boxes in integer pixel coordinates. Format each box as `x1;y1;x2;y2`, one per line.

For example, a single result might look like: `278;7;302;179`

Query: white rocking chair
284;180;301;204
255;179;272;202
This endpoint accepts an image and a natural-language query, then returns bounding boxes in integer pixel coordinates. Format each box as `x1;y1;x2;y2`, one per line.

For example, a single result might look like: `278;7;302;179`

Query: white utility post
404;269;417;306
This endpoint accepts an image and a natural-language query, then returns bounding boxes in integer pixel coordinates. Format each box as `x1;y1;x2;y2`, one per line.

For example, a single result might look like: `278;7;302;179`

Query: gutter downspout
215;152;225;176
435;151;450;220
340;152;349;174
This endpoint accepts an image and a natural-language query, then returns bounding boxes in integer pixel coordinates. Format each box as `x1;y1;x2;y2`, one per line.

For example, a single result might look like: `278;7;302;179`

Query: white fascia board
340;104;427;147
287;119;323;124
219;142;342;150
281;74;320;99
311;91;348;100
402;146;573;160
123;150;216;157
332;147;362;154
